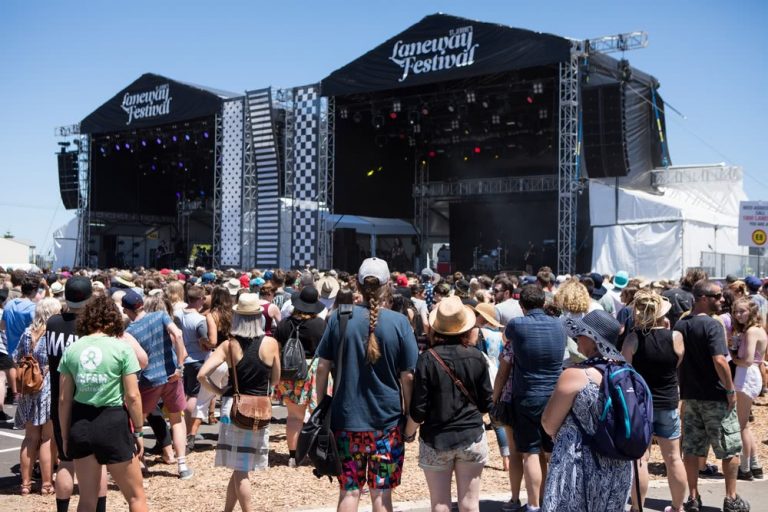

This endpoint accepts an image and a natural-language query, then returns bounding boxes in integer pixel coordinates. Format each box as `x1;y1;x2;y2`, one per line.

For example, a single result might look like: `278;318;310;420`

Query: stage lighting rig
465;90;476;103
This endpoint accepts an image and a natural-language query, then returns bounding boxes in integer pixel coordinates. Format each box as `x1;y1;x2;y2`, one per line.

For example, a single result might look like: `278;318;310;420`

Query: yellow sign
146;231;159;240
752;229;766;246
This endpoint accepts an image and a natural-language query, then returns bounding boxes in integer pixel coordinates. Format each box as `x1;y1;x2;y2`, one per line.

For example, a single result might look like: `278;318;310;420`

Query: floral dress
14;328;51;428
542;370;632;512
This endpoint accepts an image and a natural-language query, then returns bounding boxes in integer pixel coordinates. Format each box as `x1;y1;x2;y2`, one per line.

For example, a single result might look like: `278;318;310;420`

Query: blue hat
250;277;265;287
263;270;274;281
612;270;629;289
745;275;762;292
121;289;144;311
201;272;216;284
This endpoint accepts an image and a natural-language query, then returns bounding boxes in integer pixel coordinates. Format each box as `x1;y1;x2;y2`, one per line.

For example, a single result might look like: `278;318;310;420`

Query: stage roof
321;13;658;97
80;73;241;135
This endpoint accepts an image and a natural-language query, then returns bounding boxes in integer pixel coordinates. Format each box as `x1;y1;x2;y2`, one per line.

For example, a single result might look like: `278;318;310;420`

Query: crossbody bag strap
428;348;476;407
332;304;353;395
228;339;241;396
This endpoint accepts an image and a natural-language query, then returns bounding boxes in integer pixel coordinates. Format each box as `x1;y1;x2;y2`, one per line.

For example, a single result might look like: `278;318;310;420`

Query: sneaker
723;494;750;512
178;468;194;480
737;468;754;481
664;507;684;512
186;435;195;452
750;466;763;479
0;410;12;423
698;463;719;477
288;457;296;468
500;498;523;512
683;494;702;512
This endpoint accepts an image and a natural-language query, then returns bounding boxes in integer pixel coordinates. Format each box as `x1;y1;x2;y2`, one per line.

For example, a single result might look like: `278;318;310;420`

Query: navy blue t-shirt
316;305;419;432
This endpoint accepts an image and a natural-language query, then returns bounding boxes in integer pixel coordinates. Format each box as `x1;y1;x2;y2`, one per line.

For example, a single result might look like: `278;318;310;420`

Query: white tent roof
327;214;416;236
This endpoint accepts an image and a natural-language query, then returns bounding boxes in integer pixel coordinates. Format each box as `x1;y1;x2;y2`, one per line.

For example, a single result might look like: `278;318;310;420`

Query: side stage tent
590;169;747;280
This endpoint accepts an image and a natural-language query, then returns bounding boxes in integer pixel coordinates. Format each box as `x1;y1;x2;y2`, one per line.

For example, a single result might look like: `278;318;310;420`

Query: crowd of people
0;262;765;512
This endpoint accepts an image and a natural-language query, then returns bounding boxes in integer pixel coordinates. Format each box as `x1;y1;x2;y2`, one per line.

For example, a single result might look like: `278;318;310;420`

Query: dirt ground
5;398;768;512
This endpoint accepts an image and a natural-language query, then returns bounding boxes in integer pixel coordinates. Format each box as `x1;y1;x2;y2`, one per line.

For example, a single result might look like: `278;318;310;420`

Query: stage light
115;144;121;151
151;164;157;171
340;107;349;119
539;108;548;119
463;156;469;161
494;154;500;159
100;146;106;154
200;190;205;197
373;115;384;129
450;119;459;130
491;114;500;125
392;100;401;112
474;146;481;154
447;103;456;113
141;140;147;147
353;111;362;123
184;134;191;141
481;100;489;109
124;143;130;149
526;96;534;104
366;169;375;177
175;192;181;199
533;81;544;94
408;111;419;125
413;124;421;134
428;150;436;158
203;131;210;139
466;90;476;103
156;137;162;144
389;112;398;120
420;104;429;116
172;135;178;142
178;162;184;168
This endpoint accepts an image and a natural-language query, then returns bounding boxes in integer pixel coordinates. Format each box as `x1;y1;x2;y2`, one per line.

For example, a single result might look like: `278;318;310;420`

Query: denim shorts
652;408;681;440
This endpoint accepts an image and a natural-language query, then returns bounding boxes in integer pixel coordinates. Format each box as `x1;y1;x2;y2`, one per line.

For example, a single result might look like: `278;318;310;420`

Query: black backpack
281;321;307;381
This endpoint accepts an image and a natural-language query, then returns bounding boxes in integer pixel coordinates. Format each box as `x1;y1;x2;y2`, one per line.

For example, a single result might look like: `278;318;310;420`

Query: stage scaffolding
212;111;224;269
77;133;91;267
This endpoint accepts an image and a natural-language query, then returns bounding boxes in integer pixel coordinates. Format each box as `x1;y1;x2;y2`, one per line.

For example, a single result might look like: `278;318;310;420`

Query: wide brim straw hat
232;293;263;316
429;296;476;336
473;302;502;329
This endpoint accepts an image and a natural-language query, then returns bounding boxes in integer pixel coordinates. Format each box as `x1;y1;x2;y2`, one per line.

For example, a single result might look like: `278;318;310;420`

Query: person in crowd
662;268;707;328
604;270;629;316
588;272;614;315
494;285;566;512
730;297;766;480
280;271;315;317
421;267;436;311
258;282;282;337
0;287;12;423
58;295;148;512
122;289;193;480
432;282;452;307
2;273;39;402
315;257;419;512
166;280;187;313
493;277;523;326
273;285;326;467
621;290;688;512
541;310;633;511
175;284;213;451
269;269;288;310
15;298;61;496
674;280;750;512
197;293;280;512
204;285;234;424
407;296;493;512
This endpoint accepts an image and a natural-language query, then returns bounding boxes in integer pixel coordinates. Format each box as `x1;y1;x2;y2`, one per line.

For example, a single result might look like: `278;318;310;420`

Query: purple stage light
203;131;209;139
175;192;181;199
184;134;190;141
150;164;157;171
172;135;178;142
178;162;184;168
156;137;162;144
141;140;147;147
115;144;120;151
124;143;130;149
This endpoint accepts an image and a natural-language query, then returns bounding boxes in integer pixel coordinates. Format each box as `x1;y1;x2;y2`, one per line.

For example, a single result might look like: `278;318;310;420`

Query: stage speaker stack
582;84;629;178
57;150;80;209
333;228;358;271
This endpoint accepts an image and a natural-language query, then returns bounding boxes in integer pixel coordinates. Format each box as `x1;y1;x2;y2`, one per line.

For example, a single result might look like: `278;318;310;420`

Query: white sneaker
288;457;296;468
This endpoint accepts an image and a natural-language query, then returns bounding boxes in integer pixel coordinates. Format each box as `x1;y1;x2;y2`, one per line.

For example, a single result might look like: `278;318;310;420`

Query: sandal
41;483;55;496
698;463;719;477
20;483;32;496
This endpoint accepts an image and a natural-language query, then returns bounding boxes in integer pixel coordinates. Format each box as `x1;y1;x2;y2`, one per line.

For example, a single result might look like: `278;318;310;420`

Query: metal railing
699;251;768;278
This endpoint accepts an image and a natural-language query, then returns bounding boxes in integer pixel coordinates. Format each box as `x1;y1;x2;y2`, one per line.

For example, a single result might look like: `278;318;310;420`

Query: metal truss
651;165;742;186
275;89;295;199
242;94;257;268
76;134;91;267
212;112;224;269
557;42;583;276
585;32;648;54
414;160;429;265
414;174;557;201
89;211;175;225
317;96;335;269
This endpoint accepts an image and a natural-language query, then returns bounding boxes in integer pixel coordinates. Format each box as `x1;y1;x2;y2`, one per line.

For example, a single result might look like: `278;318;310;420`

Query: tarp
321;13;571;97
327;214;417;236
590;172;747;279
80;73;241;134
53;216;79;269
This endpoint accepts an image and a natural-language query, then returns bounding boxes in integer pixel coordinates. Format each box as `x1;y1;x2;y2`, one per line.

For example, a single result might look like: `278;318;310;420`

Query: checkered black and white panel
291;85;319;268
246;89;280;267
221;99;244;267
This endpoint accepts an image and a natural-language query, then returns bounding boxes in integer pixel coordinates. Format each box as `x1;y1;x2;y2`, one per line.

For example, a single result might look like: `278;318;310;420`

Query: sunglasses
493;288;504;293
703;292;723;300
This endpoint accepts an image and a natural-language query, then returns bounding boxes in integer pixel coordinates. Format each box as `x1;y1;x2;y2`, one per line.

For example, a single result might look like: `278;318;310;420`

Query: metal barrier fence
699;251;767;279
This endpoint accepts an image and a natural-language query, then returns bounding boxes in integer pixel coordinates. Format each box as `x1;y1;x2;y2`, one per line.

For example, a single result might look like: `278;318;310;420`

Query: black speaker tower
57;150;80;209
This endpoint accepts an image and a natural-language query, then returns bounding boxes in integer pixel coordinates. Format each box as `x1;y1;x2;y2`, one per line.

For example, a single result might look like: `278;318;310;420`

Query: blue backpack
574;361;654;461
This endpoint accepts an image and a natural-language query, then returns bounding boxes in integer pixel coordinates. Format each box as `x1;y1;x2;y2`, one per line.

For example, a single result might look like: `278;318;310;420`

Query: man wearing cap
45;277;109;511
605;270;630;318
589;272;614;315
494;285;566;511
123;289;193;480
675;280;749;512
745;275;767;327
173;285;213;451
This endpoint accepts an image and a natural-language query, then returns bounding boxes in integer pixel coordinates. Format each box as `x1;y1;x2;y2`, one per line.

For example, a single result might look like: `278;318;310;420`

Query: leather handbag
229;338;271;430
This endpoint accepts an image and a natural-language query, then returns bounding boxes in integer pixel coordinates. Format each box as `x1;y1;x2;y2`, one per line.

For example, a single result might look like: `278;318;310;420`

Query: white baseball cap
358;257;390;285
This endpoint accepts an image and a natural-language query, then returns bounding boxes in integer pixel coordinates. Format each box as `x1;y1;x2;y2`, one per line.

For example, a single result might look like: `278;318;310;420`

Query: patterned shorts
682;399;741;459
418;432;488;471
334;427;405;491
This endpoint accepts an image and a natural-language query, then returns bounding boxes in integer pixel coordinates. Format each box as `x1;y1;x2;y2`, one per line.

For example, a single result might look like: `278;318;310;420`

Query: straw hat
429;296;476;336
224;278;241;296
232;293;262;316
473;302;502;328
318;276;340;300
114;270;135;287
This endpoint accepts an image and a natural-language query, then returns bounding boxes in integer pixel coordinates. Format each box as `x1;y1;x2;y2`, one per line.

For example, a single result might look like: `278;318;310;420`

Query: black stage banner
80;73;228;134
321;13;572;97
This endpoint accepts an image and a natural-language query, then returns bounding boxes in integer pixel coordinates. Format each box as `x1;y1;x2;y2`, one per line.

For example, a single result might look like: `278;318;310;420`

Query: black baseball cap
121;289;144;311
65;277;93;309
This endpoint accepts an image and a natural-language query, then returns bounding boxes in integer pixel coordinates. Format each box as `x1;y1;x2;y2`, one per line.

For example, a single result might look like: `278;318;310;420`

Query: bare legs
75;455;147;512
737;391;757;473
632;439;687;511
224;470;251;512
284;400;307;455
20;421;53;491
503;426;523;503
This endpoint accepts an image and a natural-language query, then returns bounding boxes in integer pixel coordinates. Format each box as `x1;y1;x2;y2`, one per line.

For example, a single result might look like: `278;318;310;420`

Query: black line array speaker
582;84;630;178
333;228;358;271
57;150;80;209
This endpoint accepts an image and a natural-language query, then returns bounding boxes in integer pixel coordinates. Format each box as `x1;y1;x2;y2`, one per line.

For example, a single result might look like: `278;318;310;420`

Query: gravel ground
4;399;768;511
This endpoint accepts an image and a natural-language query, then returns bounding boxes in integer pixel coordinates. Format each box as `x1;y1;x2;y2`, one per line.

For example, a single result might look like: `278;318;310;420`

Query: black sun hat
564;309;624;361
292;286;325;314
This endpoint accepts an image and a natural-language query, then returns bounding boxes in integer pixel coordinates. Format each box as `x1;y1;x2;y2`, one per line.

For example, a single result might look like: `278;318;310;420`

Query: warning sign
739;202;768;247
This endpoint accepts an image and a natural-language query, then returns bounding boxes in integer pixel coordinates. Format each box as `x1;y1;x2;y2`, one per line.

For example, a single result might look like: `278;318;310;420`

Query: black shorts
183;361;203;397
68;402;135;465
511;395;553;454
0;353;14;371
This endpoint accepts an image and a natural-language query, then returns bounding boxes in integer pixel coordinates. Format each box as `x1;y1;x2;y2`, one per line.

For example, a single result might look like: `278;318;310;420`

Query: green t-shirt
59;334;140;408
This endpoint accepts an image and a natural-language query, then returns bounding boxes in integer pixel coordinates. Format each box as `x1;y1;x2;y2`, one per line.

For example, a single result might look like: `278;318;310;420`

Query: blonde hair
554;278;590;314
31;298;62;340
166;281;185;305
732;297;761;333
632;289;666;331
360;276;386;364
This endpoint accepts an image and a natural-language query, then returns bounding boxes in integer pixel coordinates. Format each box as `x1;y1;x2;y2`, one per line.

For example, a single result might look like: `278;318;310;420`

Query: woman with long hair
198;294;280;512
203;286;234;424
15;298;61;495
315;258;419;511
58;296;148;512
257;282;281;337
273;285;326;467
621;290;688;512
408;296;493;512
730;297;767;480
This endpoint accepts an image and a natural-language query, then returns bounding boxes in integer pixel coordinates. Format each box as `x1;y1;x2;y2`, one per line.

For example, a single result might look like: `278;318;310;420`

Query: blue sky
1;0;766;257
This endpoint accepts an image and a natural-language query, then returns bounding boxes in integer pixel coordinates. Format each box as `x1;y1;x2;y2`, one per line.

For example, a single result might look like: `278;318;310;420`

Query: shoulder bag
228;337;272;430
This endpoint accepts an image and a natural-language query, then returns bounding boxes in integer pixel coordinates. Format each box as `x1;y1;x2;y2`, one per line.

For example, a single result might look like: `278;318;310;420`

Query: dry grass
6;398;768;511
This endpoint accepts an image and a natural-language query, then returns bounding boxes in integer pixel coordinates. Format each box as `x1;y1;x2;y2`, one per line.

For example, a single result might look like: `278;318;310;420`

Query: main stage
55;13;670;274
